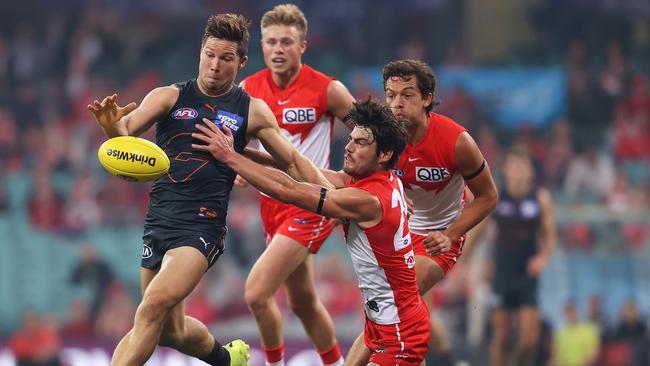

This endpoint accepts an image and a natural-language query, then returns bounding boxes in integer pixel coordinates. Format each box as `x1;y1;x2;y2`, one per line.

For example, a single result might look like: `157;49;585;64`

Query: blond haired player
239;4;354;366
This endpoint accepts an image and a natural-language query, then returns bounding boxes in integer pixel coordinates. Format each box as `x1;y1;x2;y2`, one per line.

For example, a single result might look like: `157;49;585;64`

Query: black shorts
141;224;227;270
492;279;538;309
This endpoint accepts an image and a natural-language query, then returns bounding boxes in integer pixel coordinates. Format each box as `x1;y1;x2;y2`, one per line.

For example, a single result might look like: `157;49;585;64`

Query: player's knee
244;286;271;313
139;292;178;321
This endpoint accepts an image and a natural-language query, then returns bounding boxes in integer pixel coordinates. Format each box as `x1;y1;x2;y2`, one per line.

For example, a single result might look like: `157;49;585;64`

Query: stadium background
0;0;649;365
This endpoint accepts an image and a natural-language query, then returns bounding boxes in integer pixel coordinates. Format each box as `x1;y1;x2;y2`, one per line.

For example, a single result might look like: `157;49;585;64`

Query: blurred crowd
1;1;649;365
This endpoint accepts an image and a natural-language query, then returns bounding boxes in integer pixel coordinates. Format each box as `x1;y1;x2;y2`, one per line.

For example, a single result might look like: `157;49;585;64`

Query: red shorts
364;306;431;366
411;233;466;273
260;195;333;253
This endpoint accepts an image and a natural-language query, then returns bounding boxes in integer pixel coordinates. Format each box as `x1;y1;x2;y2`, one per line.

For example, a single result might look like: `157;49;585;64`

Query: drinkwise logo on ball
105;148;157;167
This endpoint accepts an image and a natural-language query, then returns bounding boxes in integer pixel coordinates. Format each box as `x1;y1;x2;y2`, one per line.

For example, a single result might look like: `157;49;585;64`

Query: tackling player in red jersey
194;98;431;366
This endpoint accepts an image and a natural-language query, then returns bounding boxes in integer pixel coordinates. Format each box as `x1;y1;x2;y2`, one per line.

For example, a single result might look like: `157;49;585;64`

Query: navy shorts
492;279;538;309
141;225;227;270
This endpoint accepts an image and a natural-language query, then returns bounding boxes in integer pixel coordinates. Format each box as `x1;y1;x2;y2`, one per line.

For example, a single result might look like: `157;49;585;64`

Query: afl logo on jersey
392;168;405;177
416;167;450;182
172;108;198;119
283;107;316;124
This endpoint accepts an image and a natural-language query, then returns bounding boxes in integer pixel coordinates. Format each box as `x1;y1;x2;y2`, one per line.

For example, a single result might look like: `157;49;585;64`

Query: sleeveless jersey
243;65;335;168
343;171;423;325
493;188;542;284
145;80;250;230
392;113;467;233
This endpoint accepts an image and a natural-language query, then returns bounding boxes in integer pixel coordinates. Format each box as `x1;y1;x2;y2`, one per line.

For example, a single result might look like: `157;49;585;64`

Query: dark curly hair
383;59;440;113
344;97;407;169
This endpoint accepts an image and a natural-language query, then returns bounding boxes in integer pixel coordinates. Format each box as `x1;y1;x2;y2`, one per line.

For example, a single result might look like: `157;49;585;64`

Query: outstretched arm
242;147;349;189
87;86;178;138
246;97;334;189
192;121;379;222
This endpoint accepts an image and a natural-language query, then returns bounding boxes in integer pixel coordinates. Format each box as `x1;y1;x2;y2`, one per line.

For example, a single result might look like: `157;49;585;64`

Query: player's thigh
491;308;512;339
246;234;311;297
140;267;159;295
517;306;540;341
415;255;446;295
284;254;318;305
144;246;208;305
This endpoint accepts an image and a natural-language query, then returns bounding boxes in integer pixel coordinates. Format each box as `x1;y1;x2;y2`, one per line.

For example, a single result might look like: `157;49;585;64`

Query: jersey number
391;183;411;251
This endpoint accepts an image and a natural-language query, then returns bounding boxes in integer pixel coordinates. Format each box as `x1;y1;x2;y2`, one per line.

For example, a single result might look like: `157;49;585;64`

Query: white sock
324;358;344;366
265;361;285;366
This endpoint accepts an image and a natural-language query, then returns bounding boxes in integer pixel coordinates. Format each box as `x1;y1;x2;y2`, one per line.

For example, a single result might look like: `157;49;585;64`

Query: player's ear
239;55;248;69
378;150;393;166
300;39;307;55
422;92;433;109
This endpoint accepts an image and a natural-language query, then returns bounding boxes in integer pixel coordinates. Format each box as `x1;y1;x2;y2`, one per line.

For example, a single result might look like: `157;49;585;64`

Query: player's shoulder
302;64;333;79
143;84;181;108
349;171;392;192
430;112;466;132
300;64;335;85
243;69;271;84
536;186;553;205
247;95;272;111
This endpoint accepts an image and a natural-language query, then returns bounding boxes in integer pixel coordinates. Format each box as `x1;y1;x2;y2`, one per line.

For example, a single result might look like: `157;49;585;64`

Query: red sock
263;344;285;363
319;343;343;365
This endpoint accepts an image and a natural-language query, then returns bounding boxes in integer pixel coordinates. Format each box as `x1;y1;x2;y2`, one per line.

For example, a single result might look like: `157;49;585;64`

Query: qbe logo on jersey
416;167;450;182
283;107;316;124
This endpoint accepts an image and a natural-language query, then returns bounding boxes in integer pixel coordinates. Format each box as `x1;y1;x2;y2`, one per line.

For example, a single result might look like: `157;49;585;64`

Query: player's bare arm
246;97;334;189
326;80;356;128
448;132;498;240
242;146;349;189
528;187;556;277
88;86;178;138
423;131;498;254
192;121;379;223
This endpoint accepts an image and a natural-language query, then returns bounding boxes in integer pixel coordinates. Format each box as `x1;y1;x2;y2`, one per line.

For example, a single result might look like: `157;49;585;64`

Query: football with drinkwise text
97;136;170;182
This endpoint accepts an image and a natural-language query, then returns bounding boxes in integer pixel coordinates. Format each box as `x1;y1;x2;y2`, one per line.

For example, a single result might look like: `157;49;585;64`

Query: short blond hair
261;4;308;40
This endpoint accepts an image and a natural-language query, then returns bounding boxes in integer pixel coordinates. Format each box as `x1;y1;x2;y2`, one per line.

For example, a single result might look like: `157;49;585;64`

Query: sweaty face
261;24;305;77
385;76;431;129
198;37;247;96
343;126;380;179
